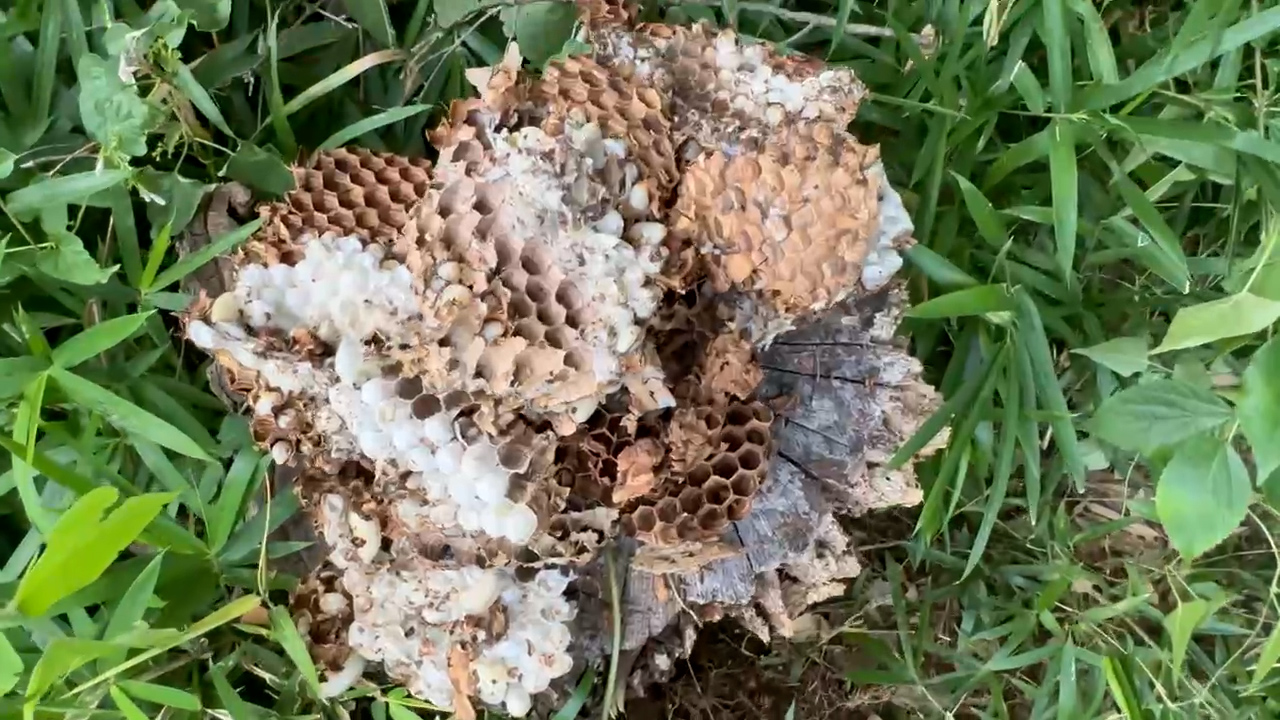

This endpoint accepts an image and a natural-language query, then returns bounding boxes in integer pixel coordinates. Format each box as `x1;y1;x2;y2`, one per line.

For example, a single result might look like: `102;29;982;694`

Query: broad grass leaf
52;312;152;369
26;638;125;702
1156;435;1251;560
269;606;322;696
147;218;262;293
318;104;431;152
1153;293;1280;353
1239;336;1280;486
388;701;425;720
174;0;230;31
223;143;295;196
110;685;150;720
116;680;202;710
99;553;164;672
1048;119;1078;280
1163;597;1226;672
280;49;403;118
434;0;483;27
49;367;211;459
1072;337;1148;377
1014;290;1085;487
949;173;1008;248
1251;621;1280;688
7;169;131;217
67;594;261;697
345;0;395;46
36;230;117;285
209;661;254;718
139;170;210;237
1080;5;1280;110
0;632;21;695
1091;379;1233;454
207;449;264;552
501;2;578;67
0;356;48;400
1102;655;1143;719
0;148;13;179
14;487;177;616
906;284;1015;319
0;435;204;554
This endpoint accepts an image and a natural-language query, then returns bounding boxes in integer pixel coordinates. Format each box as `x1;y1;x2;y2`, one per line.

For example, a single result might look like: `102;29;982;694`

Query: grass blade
1013;289;1084;489
1048;119;1079;281
317;105;431;152
281;49;405;119
49;367;211;461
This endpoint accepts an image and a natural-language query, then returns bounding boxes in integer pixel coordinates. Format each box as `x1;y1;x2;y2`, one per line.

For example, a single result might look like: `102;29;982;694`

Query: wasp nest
183;4;935;717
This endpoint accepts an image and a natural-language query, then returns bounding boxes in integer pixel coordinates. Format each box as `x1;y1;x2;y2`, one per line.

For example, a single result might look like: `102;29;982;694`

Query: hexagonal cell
633;506;658;533
656;498;679;524
352;168;376;187
501;266;529;293
711;454;738;479
704;478;732;506
565;308;586;330
746;427;769;446
720;427;746;453
355;208;380;230
752;404;774;425
526;277;551;304
337;187;364;210
549;515;571;539
410;394;442;419
726;497;752;521
702;410;723;431
555;467;576;488
521;243;552;276
566;349;592;372
442;390;473;411
556;281;584;311
696;504;727;532
678;486;704;514
515;318;545;343
395;376;424;400
573;475;604;502
736;446;763;472
505;474;530;502
656;523;680;545
677;516;700;541
497;441;531;471
537;301;567;328
688;463;713;486
620;514;638;537
510;294;536;320
725;404;754;428
318;191;341;213
729;471;758;498
546;325;576;350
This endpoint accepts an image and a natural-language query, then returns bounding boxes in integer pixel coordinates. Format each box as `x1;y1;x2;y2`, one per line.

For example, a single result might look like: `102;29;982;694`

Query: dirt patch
625;623;896;720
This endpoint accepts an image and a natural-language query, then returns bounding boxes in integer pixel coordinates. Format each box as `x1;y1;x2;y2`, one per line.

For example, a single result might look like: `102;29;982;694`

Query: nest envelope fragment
181;5;939;717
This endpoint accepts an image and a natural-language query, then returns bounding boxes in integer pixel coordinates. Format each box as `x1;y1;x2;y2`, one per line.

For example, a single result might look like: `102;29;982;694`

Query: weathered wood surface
611;285;938;667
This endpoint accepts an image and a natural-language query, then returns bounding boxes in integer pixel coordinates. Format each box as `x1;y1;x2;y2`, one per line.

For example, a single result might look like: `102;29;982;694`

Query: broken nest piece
180;4;940;717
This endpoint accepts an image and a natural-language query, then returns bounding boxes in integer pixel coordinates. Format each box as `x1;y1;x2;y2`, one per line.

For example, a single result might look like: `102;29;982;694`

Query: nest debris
180;3;942;717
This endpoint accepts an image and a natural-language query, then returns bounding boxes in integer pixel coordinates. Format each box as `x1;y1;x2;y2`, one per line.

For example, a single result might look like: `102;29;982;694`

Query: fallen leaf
613;439;662;505
447;645;477;720
239;605;270;626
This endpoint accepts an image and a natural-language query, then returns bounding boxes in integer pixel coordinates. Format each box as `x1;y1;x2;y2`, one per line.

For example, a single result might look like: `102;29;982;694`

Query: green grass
0;0;1279;718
